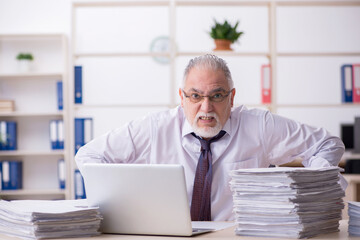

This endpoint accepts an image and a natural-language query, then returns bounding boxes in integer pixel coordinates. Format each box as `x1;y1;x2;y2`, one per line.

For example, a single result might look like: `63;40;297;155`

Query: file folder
341;64;353;103
353;64;360;103
57;120;64;149
50;120;58;150
1;160;22;190
58;159;65;189
0;121;6;150
5;121;17;150
261;64;271;104
74;66;83;104
74;118;93;155
57;81;63;110
74;169;86;199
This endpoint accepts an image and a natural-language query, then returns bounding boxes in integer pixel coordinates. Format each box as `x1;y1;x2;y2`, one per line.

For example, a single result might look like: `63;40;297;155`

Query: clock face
150;36;170;64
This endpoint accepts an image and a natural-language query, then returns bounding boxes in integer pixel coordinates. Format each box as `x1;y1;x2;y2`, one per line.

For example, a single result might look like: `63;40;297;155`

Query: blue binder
57;81;63;110
74;169;86;199
58;159;65;189
74;66;83;104
57;120;64;150
74;118;93;155
1;161;23;190
74;118;84;155
0;121;6;150
341;64;353;103
50;120;58;150
6;121;17;151
0;121;17;151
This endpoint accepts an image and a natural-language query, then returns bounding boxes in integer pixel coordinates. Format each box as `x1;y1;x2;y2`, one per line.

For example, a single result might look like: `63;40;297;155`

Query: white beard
192;112;222;139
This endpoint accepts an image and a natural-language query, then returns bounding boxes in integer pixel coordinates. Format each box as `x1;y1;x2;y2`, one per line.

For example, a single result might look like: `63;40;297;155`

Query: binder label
2;161;9;182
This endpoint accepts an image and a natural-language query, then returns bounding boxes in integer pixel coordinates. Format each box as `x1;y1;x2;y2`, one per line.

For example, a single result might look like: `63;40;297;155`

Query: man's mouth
199;116;214;120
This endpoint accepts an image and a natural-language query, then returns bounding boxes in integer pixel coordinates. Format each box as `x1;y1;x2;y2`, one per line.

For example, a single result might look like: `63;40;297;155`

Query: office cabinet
0;34;70;200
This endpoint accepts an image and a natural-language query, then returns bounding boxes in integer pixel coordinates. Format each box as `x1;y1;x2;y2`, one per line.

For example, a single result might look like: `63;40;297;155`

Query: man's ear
179;88;184;107
230;88;236;107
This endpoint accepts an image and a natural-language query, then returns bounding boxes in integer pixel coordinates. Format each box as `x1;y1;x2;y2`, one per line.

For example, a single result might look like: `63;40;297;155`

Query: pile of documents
0;199;102;239
229;166;345;238
348;201;360;236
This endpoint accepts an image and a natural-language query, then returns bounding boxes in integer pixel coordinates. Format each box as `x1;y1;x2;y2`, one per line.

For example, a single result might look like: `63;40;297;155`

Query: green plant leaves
16;53;34;61
209;19;244;43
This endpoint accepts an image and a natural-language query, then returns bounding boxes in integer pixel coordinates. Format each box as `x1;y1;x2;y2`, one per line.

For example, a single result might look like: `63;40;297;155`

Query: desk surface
0;220;357;240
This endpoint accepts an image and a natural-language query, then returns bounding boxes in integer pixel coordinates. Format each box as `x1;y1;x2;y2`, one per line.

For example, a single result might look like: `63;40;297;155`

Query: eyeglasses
182;89;233;103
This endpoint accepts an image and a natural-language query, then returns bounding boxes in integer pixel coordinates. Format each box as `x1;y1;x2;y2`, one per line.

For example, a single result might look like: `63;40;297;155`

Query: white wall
0;0;71;35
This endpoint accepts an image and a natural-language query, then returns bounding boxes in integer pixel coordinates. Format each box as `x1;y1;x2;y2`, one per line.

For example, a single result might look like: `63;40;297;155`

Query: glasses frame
182;89;233;103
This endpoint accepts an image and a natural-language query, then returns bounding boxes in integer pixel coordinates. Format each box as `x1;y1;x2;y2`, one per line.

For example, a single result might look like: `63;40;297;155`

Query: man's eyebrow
188;88;203;94
209;87;227;93
187;87;227;94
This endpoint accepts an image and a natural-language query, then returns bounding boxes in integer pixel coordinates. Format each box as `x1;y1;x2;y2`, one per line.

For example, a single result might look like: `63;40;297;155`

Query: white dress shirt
75;105;345;221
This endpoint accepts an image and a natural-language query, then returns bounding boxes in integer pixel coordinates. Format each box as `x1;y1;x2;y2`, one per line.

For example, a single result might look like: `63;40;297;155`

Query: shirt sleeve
75;115;152;172
263;111;345;168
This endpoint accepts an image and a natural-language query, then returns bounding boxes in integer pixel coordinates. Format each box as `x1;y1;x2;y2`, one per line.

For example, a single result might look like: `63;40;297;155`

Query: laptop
81;163;214;236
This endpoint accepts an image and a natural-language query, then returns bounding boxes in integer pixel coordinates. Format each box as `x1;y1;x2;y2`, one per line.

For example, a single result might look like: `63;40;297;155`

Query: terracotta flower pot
213;39;232;51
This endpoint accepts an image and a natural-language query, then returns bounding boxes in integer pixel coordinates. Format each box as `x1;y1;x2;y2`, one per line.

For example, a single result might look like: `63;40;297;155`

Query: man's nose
200;97;213;113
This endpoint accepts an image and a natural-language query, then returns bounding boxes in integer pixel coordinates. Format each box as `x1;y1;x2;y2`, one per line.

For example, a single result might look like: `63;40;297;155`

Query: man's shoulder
231;105;270;119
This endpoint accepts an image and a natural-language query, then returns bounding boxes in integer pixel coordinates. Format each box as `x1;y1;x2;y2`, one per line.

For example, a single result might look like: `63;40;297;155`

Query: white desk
0;220;357;240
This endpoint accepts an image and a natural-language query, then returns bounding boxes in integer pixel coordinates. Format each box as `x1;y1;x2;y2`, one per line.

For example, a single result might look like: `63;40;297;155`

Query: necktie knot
199;139;210;151
192;130;226;152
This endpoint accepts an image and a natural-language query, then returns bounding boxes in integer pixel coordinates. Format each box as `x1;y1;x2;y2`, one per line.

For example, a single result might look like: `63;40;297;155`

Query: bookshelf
70;0;360;198
0;34;70;200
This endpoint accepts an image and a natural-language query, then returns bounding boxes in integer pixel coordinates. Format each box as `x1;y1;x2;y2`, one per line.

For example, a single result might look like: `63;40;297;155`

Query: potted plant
209;19;244;51
16;53;34;72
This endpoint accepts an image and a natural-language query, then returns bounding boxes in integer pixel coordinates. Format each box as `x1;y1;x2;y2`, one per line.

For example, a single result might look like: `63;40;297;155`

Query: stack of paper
0;199;102;239
229;166;345;238
348;201;360;236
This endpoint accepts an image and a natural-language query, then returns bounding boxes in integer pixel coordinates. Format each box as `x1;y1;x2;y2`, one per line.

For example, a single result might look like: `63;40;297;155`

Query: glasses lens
190;95;202;103
210;93;225;102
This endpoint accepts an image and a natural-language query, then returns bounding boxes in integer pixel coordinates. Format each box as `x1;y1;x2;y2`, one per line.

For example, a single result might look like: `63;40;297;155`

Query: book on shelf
1;160;22;190
0;121;17;151
341;64;353;103
49;120;64;150
341;63;360;103
0;100;15;112
74;118;93;155
58;159;65;189
57;120;64;149
56;81;63;110
353;64;360;103
74;169;86;199
261;64;271;104
74;65;83;104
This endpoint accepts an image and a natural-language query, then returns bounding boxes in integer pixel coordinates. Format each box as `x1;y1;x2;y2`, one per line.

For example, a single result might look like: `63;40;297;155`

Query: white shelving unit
70;0;360;198
0;34;71;200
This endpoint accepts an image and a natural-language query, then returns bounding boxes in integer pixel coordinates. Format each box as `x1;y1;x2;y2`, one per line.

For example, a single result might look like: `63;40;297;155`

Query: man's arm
262;111;346;189
263;111;345;168
75;117;152;172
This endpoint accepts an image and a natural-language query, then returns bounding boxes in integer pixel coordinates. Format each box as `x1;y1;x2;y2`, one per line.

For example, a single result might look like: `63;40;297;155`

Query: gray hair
182;54;234;89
